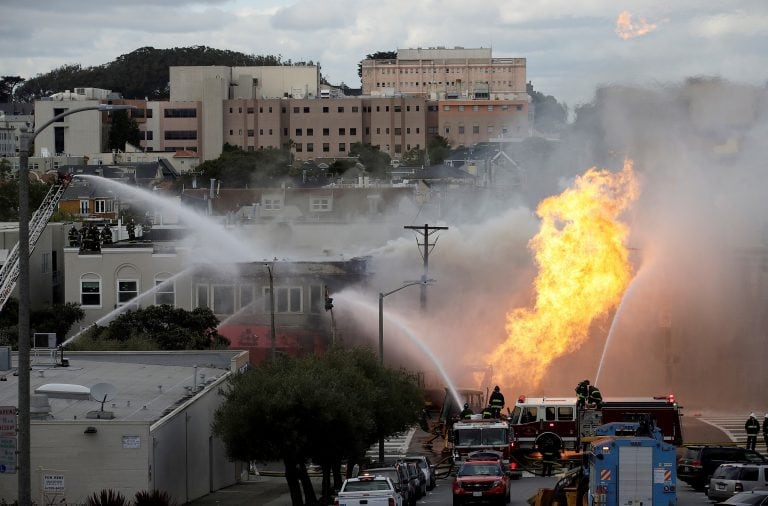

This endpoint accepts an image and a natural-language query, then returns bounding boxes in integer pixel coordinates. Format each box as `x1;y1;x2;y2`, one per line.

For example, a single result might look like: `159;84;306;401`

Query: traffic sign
0;406;16;437
0;436;17;474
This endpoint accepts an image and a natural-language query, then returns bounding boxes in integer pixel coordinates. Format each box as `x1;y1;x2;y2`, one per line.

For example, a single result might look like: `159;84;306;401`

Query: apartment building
360;47;527;99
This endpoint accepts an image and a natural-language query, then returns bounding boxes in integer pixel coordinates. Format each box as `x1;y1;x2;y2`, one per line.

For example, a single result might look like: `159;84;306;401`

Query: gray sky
2;0;766;108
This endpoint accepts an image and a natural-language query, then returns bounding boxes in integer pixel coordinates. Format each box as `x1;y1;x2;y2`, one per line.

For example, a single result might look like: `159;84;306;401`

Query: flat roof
0;350;242;423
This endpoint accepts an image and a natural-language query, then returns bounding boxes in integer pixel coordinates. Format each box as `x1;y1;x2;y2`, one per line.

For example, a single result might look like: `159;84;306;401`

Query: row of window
444;104;523;112
80;276;328;315
227;104;421;114
374;67;519;74
377;82;517;88
231;126;421;138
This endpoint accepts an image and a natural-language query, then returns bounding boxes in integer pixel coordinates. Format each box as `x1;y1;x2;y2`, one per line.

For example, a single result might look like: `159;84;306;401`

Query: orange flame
615;11;658;40
488;160;639;389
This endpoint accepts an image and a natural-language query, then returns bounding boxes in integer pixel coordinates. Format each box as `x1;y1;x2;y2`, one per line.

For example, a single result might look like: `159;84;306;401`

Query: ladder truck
0;173;74;311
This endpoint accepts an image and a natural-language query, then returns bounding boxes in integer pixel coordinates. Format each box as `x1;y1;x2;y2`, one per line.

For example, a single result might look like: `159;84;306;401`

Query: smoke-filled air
333;78;768;412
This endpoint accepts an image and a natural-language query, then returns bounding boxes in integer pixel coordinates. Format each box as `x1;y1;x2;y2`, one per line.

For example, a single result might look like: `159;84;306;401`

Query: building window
458;126;465;134
337;106;345;113
323;128;330;136
339;143;346;152
296;128;302;136
164;108;197;118
155;275;175;306
239;285;255;312
80;275;101;307
307;143;314;152
41;252;50;274
79;200;89;214
473;105;480;112
294;143;302;152
444;105;450;111
94;200;106;214
394;106;401;112
350;128;357;136
310;197;332;211
247;107;254;114
293;107;300;113
488;105;494;111
352;106;359;112
307;128;314;136
303;106;310;113
263;197;282;210
323;143;330;152
164;130;197;140
473;125;480;134
310;285;323;313
248;129;254;137
212;285;235;314
459;105;465;112
516;105;523;111
117;280;139;306
196;284;209;308
339;128;345;135
323;106;329;113
263;286;303;313
394;128;401;135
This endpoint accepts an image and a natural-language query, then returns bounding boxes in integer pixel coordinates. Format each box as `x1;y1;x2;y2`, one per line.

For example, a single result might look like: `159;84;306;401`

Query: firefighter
489;385;505;418
482;405;494;419
763;414;768;450
541;440;561;477
460;403;474;419
587;383;603;408
575;380;590;408
745;413;760;450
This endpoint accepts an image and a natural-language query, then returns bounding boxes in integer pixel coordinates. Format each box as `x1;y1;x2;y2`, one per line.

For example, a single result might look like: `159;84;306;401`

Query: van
707;463;768;501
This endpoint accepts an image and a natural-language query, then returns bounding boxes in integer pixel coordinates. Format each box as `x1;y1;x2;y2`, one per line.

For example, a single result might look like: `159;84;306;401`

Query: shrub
85;489;130;506
134;489;177;506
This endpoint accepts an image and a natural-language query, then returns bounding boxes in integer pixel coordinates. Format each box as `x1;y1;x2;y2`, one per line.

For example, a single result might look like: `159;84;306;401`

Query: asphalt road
189;414;733;505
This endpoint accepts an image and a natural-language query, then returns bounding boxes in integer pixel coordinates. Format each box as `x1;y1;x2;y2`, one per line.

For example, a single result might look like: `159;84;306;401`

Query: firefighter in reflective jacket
460;403;474;419
482;405;494;419
576;380;590;408
587;384;603;408
489;386;505;418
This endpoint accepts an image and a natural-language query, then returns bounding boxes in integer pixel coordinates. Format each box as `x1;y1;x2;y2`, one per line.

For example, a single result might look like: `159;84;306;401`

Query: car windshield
458;463;502;477
482;428;508;445
365;469;397;483
713;466;742;479
345;480;392;492
745;452;767;463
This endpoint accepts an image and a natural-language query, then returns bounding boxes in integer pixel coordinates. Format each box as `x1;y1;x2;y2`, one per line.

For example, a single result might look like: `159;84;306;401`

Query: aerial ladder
0;173;74;311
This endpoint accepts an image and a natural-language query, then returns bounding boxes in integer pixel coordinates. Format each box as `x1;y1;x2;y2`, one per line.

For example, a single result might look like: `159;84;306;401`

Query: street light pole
376;279;434;463
266;264;276;360
17;104;134;504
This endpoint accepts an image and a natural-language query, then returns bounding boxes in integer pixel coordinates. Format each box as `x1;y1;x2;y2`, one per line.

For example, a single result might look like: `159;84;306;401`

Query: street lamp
376;278;434;463
17;103;135;504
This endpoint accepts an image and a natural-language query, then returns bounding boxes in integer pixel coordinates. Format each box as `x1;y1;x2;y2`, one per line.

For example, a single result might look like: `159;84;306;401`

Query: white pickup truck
333;474;403;506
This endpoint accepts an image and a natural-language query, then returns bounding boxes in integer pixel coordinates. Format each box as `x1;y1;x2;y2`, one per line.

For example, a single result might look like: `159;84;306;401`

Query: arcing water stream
334;291;464;409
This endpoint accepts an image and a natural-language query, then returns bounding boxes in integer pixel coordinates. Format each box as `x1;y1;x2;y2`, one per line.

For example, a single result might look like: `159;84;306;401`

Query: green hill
14;46;296;101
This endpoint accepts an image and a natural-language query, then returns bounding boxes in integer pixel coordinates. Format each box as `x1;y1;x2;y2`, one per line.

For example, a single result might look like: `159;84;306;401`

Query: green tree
349;142;391;178
212;348;424;505
357;50;397;79
107;110;141;151
527;82;568;133
176;146;291;190
401;148;426;166
0;76;25;102
74;305;228;351
0;299;84;348
0;179;51;221
427;135;450;165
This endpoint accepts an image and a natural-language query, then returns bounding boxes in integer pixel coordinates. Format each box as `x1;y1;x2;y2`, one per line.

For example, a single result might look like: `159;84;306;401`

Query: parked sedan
714;490;768;506
405;455;437;491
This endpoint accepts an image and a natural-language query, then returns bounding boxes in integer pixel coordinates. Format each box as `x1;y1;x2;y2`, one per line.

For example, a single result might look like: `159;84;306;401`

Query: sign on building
0;406;17;436
0;436;17;474
43;473;65;492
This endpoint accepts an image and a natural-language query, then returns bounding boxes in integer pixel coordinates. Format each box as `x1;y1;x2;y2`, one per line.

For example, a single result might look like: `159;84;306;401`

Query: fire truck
450;416;513;464
508;394;683;454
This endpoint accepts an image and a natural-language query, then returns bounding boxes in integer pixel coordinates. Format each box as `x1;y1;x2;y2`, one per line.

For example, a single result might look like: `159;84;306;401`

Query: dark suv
677;445;767;491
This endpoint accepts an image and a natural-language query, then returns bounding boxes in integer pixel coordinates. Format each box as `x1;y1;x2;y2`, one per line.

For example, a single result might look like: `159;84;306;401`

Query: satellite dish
90;382;117;411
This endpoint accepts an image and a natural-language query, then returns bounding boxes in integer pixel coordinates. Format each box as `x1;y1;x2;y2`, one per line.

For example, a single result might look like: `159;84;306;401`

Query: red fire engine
508;394;683;454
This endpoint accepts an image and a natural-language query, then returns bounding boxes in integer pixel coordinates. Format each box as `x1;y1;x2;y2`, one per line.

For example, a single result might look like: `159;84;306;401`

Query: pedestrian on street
541;441;561;477
745;412;760;450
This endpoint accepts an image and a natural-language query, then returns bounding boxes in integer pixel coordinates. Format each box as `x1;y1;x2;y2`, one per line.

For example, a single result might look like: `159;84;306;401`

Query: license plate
717;484;725;490
473;492;482;497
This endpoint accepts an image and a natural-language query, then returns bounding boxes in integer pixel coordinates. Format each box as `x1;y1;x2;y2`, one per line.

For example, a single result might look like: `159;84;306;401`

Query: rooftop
0;350;244;424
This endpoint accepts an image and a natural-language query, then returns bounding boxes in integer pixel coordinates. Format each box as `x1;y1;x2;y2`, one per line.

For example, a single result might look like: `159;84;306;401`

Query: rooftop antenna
87;382;117;420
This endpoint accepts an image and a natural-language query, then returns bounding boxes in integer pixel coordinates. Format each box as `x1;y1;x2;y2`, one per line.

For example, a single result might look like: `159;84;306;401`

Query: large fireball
488;160;640;389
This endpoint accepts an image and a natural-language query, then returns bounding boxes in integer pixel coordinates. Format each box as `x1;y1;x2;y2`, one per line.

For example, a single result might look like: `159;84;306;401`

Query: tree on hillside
108;110;141;151
0;179;51;221
0;76;25;102
73;305;229;351
527;82;568;133
349;142;390;178
212;348;424;505
176;145;292;190
15;46;288;101
427;135;451;165
0;299;84;348
357;50;397;79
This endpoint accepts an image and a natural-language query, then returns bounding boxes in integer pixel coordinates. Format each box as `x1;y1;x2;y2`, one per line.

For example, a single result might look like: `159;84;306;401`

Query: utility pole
404;224;448;310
